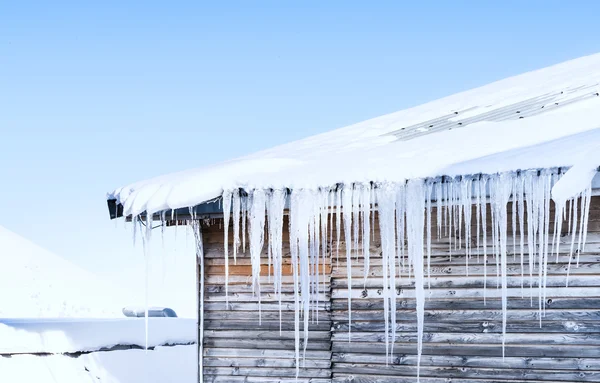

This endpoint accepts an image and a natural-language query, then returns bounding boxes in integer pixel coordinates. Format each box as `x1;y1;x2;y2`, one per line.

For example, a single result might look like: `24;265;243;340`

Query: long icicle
268;189;286;334
249;189;266;324
232;191;241;264
406;180;426;383
342;185;354;340
222;190;232;305
426;181;433;290
362;184;372;286
377;183;397;364
480;176;488;304
336;188;342;268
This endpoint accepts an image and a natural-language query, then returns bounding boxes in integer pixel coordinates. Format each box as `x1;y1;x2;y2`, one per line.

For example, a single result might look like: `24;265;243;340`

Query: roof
108;53;600;218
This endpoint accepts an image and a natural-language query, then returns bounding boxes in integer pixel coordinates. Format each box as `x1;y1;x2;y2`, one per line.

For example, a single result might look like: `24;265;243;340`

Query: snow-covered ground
0;225;135;318
0;345;196;383
0;318;196;354
0;318;197;383
0;226;197;382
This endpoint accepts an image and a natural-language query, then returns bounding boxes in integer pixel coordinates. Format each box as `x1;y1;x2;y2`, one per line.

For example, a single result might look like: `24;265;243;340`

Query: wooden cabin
107;53;600;383
195;194;600;383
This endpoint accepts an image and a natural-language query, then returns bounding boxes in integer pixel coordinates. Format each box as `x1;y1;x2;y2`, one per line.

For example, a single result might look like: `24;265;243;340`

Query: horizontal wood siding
199;197;600;383
331;198;600;383
201;218;332;383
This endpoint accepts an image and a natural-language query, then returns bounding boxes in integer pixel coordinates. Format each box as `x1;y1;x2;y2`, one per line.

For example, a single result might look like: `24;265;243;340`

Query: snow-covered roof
109;53;600;218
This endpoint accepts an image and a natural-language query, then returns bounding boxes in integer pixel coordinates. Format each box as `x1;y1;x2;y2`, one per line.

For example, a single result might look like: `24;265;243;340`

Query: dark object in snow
122;306;178;318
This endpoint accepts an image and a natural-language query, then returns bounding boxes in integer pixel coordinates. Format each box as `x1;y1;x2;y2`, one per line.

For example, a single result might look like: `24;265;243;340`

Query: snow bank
0;345;196;383
109;53;600;215
0;318;196;354
0;226;135;318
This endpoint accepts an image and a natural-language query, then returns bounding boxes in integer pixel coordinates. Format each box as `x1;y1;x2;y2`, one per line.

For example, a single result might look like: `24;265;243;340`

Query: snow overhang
105;53;600;221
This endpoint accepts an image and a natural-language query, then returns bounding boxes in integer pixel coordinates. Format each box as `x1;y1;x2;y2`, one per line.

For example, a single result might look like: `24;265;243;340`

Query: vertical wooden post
193;222;204;383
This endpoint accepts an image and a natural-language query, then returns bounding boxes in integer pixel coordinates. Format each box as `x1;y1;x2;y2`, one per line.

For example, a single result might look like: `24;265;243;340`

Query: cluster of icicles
137;168;592;381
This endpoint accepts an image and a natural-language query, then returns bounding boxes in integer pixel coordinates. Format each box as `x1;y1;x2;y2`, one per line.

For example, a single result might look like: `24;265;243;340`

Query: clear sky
2;1;600;316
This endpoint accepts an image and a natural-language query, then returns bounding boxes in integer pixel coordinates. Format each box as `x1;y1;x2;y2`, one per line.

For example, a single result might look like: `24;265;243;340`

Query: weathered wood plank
332;320;600;334
204;357;331;368
332;262;600;278
204;376;331;383
332;364;600;381
332;275;600;289
204;330;331;341
332;374;587;383
331;343;600;358
332;286;600;300
204;338;331;351
205;302;331;311
331;297;600;310
203;366;331;378
205;320;331;331
331;309;600;322
331;331;600;345
203;348;331;360
332;353;600;370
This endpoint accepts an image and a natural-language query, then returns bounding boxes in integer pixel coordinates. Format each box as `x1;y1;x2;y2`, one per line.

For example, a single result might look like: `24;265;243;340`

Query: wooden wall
199;197;600;383
201;219;332;383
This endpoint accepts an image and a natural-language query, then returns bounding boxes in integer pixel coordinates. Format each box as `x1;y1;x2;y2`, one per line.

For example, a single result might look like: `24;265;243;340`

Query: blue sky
2;1;600;315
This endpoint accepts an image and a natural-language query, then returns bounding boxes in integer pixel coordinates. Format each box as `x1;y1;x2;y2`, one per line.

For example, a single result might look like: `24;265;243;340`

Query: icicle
342;185;354;340
516;174;525;296
336;188;342;268
160;211;167;287
552;198;564;276
447;180;453;260
581;186;592;253
352;184;361;262
267;189;286;334
288;192;301;378
544;172;553;317
266;197;272;283
297;191;312;363
489;173;511;360
436;181;443;239
310;191;321;324
458;178;463;251
460;177;472;275
475;178;481;263
567;198;573;236
249;189;266;324
576;189;588;266
524;172;536;305
222;190;232;305
329;190;334;265
241;194;248;254
479;177;488;303
139;216;150;353
361;184;371;285
490;193;499;287
405;180;426;382
320;189;329;323
511;177;517;260
395;184;406;279
376;183;396;364
566;194;578;287
232;192;241;264
426;181;433;290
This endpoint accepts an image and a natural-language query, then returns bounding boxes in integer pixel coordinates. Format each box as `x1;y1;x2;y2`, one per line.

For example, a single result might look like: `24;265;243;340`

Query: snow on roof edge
107;53;600;218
